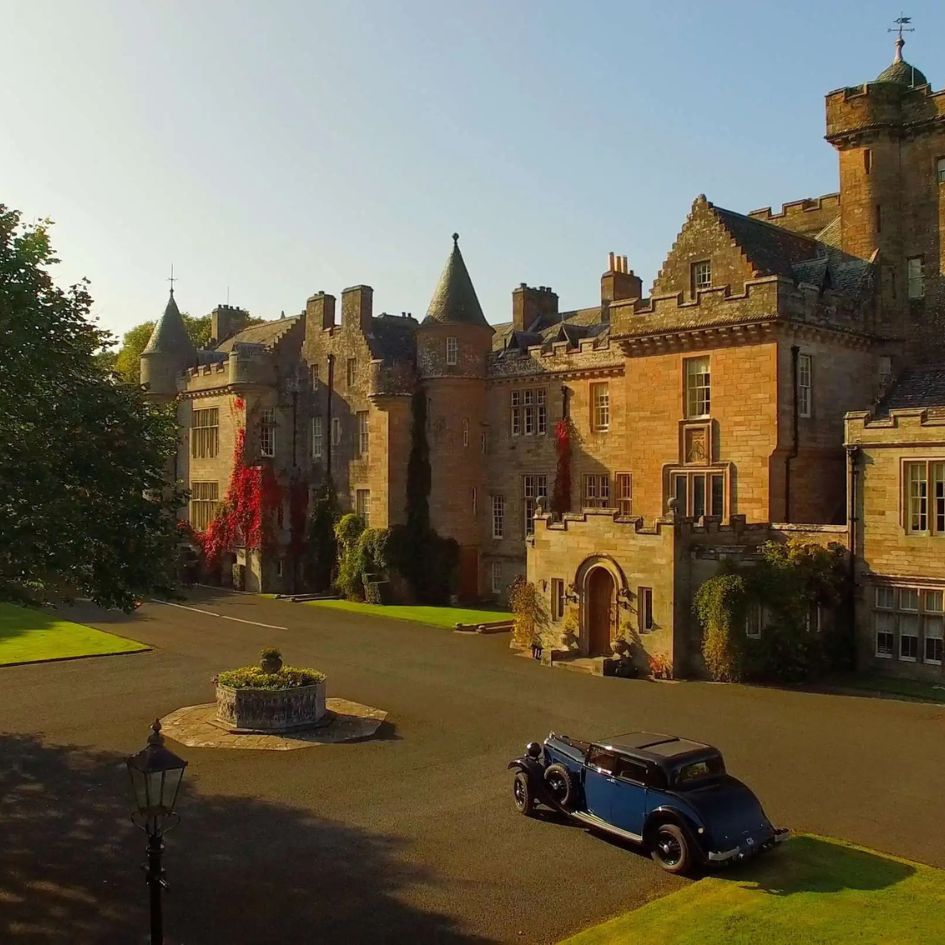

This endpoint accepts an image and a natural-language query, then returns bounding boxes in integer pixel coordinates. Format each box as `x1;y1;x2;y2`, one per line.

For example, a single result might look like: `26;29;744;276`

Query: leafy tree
105;311;262;384
0;205;184;609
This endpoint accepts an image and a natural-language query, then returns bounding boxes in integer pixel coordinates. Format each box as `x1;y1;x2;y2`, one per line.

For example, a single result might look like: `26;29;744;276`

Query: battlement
748;194;840;238
826;80;945;142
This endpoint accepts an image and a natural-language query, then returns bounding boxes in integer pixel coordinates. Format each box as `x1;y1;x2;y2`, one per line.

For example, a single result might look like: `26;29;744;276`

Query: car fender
644;805;707;852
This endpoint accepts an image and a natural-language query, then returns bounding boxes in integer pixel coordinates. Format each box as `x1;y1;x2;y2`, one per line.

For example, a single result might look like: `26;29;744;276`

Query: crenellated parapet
748;194;840;238
487;334;622;380
826;81;945;144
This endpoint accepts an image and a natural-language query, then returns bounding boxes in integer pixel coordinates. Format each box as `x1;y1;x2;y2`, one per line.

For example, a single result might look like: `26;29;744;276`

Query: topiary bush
694;572;749;682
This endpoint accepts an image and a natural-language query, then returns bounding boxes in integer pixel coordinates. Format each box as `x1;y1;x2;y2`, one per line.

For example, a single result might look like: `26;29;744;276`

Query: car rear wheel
512;772;534;815
543;763;574;810
650;823;693;874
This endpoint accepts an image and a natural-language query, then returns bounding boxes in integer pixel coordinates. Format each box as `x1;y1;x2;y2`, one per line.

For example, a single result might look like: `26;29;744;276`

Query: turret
140;289;198;401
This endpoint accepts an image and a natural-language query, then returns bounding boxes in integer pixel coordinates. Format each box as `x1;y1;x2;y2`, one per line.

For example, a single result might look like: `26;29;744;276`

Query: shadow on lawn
724;835;914;897
0;733;495;945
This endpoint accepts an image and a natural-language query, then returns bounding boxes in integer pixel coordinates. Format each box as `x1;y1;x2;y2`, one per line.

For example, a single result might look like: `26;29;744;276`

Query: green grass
560;835;945;945
0;602;148;666
832;672;945;704
305;598;512;629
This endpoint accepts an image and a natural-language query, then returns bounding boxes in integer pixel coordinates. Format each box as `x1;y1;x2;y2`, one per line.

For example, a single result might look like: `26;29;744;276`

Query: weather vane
167;263;177;294
889;14;914;41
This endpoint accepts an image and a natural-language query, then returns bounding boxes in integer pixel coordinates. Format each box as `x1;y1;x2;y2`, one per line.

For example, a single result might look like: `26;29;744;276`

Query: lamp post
126;719;187;945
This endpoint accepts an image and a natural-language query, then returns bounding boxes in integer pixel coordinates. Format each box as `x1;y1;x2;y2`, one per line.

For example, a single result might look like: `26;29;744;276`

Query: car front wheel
649;823;693;874
512;771;534;815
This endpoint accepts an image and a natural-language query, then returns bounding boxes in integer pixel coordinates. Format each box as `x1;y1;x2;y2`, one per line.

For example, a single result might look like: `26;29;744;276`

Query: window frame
907;256;925;300
189;480;220;531
446;336;458;365
938;157;945;185
669;468;726;518
551;578;566;622
639;586;654;632
259;407;276;458
902;459;945;535
691;260;712;295
797;353;813;419
590;382;610;432
582;473;611;509
346;357;357;388
491;494;505;540
312;416;324;459
510;388;547;437
355;488;370;527
331;416;342;447
190;407;220;459
615;472;632;517
523;474;548;536
491;561;503;595
684;356;711;419
357;411;369;457
872;583;945;664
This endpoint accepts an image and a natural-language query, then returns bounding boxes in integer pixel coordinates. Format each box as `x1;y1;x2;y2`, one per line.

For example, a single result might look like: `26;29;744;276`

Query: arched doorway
586;567;616;657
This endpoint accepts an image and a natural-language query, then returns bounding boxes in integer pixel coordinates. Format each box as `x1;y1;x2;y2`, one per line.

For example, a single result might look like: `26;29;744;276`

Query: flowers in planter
648;652;674;680
216;665;326;690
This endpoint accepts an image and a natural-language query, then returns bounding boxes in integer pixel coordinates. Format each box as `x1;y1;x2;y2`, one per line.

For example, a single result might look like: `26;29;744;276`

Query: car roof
596;732;716;761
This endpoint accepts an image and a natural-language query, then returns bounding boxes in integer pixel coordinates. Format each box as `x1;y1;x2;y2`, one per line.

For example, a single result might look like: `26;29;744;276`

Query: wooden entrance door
587;568;615;656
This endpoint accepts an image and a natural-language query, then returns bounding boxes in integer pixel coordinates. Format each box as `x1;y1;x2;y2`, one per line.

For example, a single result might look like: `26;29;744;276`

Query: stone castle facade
143;39;944;681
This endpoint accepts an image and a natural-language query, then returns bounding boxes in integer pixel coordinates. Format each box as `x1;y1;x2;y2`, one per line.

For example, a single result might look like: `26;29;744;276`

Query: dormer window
446;336;458;365
691;260;711;294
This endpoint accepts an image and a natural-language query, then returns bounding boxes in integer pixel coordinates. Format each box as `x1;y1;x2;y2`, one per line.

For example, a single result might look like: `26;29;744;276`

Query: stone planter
215;679;327;733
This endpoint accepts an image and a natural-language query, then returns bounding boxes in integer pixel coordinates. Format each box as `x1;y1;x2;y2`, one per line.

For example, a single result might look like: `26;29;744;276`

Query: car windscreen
671;755;725;788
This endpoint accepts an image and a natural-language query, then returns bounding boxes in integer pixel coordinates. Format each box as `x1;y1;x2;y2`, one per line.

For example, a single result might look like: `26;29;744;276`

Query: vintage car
508;731;787;873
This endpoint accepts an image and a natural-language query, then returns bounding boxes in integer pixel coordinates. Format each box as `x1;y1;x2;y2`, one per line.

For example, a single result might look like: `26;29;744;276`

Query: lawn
305;599;512;629
0;602;148;666
830;672;945;704
561;835;945;945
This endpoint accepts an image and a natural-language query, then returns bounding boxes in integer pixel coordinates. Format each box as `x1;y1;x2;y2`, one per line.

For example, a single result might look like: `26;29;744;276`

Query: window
938;157;945;184
446;336;458;365
684;357;710;418
875;204;882;233
864;148;872;174
615;472;632;516
491;495;505;539
471;487;478;517
480;431;487;454
260;408;276;457
590;383;610;432
276;559;284;578
907;256;925;299
691;260;712;294
491;561;503;595
583;474;610;509
463;418;469;448
551;578;566;621
355;489;370;527
189;481;219;531
875;611;896;658
745;603;764;639
310;363;319;387
614;757;648;784
797;353;812;418
191;408;220;459
331;417;342;447
873;584;945;664
312;416;323;459
510;388;547;436
903;460;945;534
346;357;357;387
357;411;369;456
587;748;618;775
523;475;547;535
639;587;653;632
671;470;725;518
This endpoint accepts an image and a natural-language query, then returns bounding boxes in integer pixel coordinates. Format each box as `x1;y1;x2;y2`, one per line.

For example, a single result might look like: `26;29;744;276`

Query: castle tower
826;30;944;361
140;289;198;401
417;234;494;599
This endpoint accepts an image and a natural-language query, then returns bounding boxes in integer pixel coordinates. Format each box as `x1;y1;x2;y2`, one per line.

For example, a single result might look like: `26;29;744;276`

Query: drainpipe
326;353;335;477
846;446;859;662
784;345;800;520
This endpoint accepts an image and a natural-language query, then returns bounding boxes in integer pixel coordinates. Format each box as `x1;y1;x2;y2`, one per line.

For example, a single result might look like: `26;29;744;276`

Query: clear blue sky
3;1;941;342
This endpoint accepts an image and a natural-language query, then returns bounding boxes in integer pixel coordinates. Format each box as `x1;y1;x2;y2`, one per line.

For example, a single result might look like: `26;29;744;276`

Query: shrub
259;647;282;662
216;666;325;690
334;513;366;599
508;577;548;648
694;573;749;682
306;479;338;591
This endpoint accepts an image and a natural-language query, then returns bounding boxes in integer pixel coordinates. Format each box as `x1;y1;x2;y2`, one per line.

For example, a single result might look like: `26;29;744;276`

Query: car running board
569;810;643;845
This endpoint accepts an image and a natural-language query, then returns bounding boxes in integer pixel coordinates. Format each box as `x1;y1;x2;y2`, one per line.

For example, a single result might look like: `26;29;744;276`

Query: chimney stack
341;285;373;334
511;283;559;332
306;291;337;331
601;251;642;306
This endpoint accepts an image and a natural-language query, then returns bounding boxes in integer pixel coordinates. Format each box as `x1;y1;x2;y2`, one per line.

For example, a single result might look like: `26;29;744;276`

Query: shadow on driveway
0;733;496;944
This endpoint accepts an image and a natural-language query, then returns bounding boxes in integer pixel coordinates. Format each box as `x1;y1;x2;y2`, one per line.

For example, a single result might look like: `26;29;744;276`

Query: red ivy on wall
551;418;572;515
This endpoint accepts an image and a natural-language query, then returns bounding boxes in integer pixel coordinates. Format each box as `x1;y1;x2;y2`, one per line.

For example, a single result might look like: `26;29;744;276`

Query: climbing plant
551;418;573;515
305;477;338;592
508;577;548;649
333;513;366;600
693;571;750;682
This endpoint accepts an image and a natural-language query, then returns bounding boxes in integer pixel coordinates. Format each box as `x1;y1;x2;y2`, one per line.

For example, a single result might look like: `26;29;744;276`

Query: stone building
144;36;943;677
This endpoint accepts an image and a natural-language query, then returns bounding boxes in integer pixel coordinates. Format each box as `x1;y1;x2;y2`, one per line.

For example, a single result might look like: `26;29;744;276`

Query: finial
167;264;177;297
889;14;914;62
147;718;164;747
452;232;459;246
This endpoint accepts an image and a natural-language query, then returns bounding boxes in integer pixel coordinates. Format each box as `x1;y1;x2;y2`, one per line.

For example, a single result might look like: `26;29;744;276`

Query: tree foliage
0;206;183;609
508;578;548;648
306;479;338;592
333;513;366;600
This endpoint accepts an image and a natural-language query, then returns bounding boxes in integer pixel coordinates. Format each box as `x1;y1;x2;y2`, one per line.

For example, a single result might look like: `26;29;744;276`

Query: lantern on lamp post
126;719;187;945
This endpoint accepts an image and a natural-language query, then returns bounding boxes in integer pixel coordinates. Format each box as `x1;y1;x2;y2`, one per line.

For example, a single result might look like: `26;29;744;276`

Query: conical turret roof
422;234;491;330
875;36;928;88
143;290;198;358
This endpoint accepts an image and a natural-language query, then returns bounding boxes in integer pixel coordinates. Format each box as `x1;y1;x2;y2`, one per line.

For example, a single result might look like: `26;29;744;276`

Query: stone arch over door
576;555;628;657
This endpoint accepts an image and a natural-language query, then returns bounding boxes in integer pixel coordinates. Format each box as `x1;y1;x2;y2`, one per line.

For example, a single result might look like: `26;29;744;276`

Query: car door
582;746;619;820
607;755;649;838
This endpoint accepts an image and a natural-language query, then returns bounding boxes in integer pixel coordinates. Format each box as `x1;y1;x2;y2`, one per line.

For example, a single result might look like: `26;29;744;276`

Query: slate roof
877;368;945;414
713;206;820;278
423;235;491;330
215;316;301;353
491;306;604;353
876;57;928;88
368;313;418;362
143;291;198;359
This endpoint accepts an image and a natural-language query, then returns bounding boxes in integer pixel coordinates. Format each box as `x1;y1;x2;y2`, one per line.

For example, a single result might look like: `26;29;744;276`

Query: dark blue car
508;731;787;873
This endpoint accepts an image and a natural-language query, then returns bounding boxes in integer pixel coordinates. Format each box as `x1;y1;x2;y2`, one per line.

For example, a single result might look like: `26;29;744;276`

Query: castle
143;36;944;683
